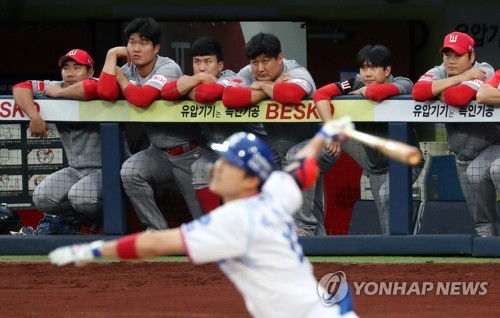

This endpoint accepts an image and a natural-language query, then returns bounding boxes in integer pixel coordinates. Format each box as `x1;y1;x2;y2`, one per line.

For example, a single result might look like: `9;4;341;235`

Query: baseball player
222;32;338;236
313;44;424;234
161;37;267;213
13;49;129;234
413;31;499;237
97;17;210;231
49;120;358;318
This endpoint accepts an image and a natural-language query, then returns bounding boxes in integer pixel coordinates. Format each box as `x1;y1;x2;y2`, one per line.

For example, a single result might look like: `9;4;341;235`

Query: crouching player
49;120;358;318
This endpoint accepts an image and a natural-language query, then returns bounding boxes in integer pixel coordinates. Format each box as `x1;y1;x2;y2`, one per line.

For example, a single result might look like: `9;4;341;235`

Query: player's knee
490;159;500;177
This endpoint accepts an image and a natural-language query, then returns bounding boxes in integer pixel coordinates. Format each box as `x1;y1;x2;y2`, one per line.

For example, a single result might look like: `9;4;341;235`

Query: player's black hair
244;32;281;60
124;17;161;46
190;37;223;61
356;45;392;68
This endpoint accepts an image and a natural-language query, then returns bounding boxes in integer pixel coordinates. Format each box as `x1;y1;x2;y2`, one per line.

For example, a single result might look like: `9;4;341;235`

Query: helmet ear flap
0;205;21;234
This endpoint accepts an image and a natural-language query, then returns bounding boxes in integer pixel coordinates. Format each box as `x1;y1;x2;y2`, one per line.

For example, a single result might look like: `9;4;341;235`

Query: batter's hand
318;117;354;140
49;241;103;267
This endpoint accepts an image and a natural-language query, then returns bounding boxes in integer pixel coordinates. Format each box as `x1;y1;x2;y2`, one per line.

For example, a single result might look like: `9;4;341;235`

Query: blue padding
472;237;500;257
100;123;127;234
388;123;413;235
300;235;472;256
424;155;464;201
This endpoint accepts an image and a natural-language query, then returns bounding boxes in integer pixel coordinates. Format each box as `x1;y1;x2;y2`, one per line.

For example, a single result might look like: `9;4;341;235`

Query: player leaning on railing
49;119;358;318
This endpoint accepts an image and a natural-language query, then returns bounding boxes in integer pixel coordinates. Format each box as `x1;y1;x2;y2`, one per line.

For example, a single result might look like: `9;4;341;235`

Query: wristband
117;233;140;259
90;240;104;258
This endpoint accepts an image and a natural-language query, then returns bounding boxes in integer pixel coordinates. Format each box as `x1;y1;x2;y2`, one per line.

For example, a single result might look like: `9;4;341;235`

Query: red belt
161;141;198;156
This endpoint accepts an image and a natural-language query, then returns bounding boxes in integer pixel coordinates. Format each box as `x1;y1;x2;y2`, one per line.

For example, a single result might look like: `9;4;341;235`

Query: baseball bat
342;127;422;166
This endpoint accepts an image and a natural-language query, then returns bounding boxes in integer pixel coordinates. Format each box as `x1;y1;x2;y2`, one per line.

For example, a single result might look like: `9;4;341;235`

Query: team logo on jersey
317;271;349;306
151;75;167;86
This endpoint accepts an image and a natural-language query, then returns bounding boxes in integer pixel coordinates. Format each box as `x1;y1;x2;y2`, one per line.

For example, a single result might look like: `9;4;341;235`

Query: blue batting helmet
211;132;274;182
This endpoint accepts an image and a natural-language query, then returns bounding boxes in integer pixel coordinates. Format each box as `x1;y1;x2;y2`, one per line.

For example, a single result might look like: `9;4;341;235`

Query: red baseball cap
439;31;474;55
58;49;94;69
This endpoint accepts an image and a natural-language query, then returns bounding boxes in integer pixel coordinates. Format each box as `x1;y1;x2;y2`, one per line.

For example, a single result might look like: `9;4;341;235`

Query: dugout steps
1;235;500;257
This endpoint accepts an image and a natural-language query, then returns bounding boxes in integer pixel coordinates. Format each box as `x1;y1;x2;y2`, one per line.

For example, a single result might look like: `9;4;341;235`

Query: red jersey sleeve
194;83;224;104
312;84;343;103
442;84;477;107
273;82;307;105
161;80;182;100
124;84;161;108
13;81;33;90
222;86;252;108
97;72;120;101
365;83;400;102
412;81;434;101
82;79;99;100
485;70;500;88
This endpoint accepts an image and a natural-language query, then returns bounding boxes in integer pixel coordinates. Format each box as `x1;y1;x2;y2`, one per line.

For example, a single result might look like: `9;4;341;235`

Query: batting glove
317;117;354;140
49;240;104;267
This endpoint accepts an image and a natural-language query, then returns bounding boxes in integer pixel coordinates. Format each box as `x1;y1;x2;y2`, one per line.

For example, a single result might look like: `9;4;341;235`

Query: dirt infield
1;261;498;317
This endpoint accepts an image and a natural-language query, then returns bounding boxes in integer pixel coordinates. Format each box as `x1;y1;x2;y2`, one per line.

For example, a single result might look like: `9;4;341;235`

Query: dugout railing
1;95;499;257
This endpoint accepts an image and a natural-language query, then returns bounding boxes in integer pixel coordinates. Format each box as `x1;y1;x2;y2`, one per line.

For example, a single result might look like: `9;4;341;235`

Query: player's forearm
117;74;131;92
250;89;269;104
431;76;463;96
257;81;275;98
316;100;334;123
175;75;202;96
13;87;41;119
476;84;500;105
101;229;184;259
56;82;87;99
102;50;120;75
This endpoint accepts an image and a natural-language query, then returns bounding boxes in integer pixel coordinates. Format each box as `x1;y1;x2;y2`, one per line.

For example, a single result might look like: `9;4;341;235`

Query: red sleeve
222;86;253;108
194;83;224;104
273;82;307;105
485;70;500;87
13;81;33;90
82;79;99;100
287;158;319;190
161;80;182;100
412;81;435;101
365;83;400;102
124;84;161;108
312;84;343;103
442;84;477;107
97;72;120;101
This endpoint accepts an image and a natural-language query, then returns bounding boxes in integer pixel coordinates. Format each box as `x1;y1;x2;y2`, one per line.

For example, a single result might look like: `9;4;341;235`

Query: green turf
1;255;500;263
